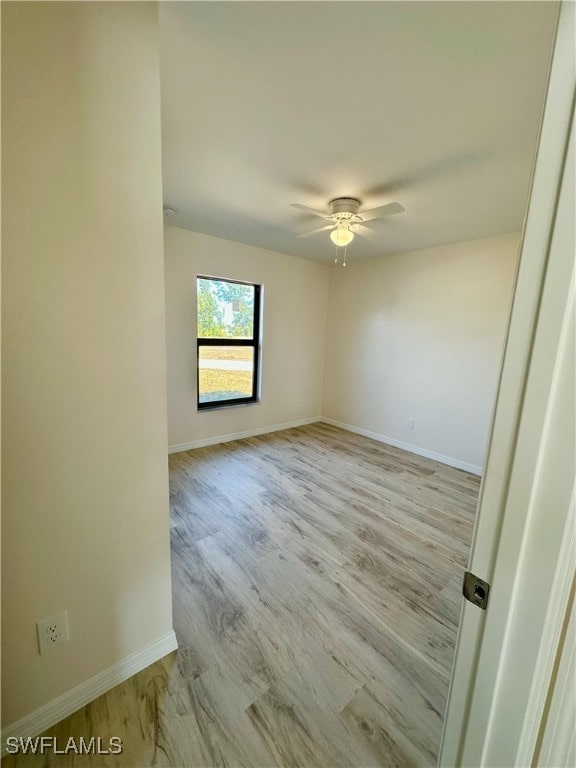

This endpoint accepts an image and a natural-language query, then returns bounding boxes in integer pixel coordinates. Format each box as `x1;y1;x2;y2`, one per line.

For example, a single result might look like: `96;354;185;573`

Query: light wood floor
4;424;479;767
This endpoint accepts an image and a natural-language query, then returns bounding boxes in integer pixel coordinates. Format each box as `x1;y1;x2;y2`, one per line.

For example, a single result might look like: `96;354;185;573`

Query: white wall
1;2;174;729
322;233;520;472
164;226;330;450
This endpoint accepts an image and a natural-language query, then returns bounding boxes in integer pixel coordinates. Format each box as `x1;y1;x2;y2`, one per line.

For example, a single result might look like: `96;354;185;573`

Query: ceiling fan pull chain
334;244;338;264
343;244;347;267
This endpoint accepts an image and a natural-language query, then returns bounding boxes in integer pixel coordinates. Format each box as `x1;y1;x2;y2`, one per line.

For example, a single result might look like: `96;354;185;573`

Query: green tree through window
213;280;254;338
197;279;225;337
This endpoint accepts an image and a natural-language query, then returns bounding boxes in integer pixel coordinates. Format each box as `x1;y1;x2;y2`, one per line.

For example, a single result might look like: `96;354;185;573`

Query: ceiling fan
291;197;405;247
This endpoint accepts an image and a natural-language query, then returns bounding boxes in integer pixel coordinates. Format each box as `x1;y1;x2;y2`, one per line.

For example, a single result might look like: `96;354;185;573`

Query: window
197;276;261;410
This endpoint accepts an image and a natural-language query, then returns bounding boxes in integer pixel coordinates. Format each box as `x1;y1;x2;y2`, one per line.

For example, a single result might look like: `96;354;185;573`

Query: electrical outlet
37;610;69;654
406;418;415;431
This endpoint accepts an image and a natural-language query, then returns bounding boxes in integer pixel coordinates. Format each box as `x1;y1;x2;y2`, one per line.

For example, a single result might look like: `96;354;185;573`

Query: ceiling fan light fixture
330;225;354;247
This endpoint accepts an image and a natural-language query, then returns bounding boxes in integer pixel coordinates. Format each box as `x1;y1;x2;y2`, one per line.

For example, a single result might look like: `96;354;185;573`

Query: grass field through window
199;348;253;361
198;346;254;403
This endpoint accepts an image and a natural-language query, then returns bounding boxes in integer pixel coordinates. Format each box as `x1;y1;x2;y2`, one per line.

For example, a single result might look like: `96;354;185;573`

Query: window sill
197;399;261;413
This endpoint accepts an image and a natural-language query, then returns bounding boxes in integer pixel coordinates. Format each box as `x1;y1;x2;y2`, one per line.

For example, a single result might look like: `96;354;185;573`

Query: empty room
2;2;574;768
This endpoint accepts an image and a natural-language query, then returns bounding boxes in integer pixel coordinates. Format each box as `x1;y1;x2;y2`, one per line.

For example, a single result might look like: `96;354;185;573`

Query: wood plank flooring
3;424;479;767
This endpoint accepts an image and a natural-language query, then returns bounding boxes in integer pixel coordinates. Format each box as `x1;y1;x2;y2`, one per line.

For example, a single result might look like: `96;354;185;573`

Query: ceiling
159;2;558;264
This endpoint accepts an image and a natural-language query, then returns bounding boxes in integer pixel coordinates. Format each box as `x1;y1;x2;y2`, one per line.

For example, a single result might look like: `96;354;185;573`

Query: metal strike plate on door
462;571;490;610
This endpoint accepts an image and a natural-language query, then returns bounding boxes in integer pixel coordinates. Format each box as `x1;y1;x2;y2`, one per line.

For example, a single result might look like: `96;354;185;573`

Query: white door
439;3;575;766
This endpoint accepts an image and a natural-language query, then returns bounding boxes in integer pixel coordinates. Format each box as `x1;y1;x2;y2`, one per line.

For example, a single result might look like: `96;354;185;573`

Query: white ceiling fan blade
297;224;335;239
352;223;376;240
359;202;405;222
290;203;331;219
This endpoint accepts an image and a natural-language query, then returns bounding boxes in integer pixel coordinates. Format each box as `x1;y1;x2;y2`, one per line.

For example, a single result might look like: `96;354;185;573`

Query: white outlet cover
37;610;69;654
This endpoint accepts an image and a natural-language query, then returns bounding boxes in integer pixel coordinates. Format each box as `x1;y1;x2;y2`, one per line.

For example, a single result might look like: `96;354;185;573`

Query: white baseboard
2;630;178;750
168;416;320;454
321;417;483;476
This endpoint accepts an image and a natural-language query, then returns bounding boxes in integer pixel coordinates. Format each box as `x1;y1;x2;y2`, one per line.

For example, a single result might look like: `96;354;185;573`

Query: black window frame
196;275;261;411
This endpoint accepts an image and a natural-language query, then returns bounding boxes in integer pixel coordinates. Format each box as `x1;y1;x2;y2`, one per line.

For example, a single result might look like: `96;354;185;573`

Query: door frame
439;2;575;765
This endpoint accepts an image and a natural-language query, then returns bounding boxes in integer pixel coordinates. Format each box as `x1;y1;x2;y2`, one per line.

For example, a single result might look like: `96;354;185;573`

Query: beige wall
322;233;520;472
164;226;330;449
1;2;174;727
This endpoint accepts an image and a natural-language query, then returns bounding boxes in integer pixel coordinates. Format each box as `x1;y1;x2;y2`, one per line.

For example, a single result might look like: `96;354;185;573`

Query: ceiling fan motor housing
329;198;361;218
